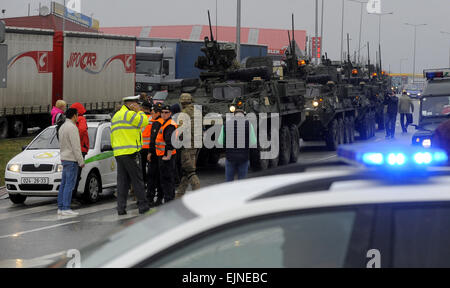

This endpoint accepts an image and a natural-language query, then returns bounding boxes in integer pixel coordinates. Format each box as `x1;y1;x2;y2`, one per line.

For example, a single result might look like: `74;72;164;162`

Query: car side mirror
101;144;113;152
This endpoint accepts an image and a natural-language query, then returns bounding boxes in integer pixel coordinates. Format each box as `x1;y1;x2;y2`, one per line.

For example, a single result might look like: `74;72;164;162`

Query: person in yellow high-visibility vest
155;104;178;204
111;95;149;215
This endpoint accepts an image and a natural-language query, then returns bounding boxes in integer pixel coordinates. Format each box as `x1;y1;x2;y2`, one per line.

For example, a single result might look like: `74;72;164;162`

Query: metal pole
314;0;318;64
358;2;363;64
340;0;345;62
28;3;31;16
320;0;324;62
413;26;417;83
236;0;241;62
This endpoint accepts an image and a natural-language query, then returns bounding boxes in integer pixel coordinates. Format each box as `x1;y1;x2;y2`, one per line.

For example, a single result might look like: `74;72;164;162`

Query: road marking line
0;221;79;239
28;201;118;222
0;203;58;221
315;155;338;162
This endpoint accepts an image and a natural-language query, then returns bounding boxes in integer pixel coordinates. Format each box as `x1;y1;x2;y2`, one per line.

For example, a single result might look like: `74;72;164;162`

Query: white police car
51;143;450;268
4;115;117;204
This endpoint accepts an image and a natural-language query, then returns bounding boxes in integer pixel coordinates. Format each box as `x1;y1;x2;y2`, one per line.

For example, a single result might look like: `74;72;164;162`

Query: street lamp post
340;0;345;62
236;0;241;62
348;0;368;65
405;23;427;83
369;12;393;70
441;31;450;67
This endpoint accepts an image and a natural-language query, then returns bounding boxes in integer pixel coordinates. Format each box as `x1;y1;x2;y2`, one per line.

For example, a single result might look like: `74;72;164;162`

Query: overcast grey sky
2;0;450;74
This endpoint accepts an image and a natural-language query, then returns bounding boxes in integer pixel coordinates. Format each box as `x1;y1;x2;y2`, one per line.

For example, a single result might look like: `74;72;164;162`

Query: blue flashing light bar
424;69;450;80
338;143;449;169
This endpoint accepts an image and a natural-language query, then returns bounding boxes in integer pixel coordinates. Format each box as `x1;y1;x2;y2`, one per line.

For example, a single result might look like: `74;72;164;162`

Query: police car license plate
21;177;49;185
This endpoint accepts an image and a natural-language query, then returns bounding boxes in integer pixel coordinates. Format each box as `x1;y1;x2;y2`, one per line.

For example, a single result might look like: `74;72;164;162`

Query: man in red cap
70;103;90;197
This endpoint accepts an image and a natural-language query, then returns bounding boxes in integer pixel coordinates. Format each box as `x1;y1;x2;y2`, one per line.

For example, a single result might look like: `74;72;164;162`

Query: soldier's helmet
180;93;193;104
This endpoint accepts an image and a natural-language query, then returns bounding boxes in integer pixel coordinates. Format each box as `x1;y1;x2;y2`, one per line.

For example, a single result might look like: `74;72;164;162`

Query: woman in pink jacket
51;100;67;125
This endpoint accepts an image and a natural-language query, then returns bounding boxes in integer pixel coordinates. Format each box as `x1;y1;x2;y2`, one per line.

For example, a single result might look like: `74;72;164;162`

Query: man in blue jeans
218;108;257;182
57;108;85;216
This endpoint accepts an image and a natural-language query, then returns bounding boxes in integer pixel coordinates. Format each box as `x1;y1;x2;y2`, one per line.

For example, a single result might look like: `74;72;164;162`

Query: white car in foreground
51;144;450;268
4;115;117;204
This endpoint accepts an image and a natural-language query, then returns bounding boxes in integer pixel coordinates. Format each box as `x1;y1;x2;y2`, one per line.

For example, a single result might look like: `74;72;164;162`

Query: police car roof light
338;143;448;170
424;69;450;80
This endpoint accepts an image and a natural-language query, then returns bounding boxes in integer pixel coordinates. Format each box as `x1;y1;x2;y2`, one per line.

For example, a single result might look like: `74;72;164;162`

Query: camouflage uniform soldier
177;93;201;197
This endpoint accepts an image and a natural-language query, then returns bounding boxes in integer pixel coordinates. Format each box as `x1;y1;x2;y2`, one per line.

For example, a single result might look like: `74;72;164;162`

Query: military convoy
149;12;392;170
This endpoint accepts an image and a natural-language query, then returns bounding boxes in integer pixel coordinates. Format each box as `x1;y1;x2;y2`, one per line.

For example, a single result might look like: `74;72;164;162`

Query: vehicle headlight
422;139;431;148
7;164;20;173
57;164;63;173
313;101;319;107
229;106;236;113
407;92;411;96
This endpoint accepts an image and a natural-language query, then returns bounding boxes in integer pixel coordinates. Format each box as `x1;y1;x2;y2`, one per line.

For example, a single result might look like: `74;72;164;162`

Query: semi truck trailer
0;27;136;138
135;38;268;94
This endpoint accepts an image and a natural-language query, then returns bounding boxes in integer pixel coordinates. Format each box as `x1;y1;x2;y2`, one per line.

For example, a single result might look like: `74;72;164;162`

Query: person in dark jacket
384;93;399;139
433;119;450;165
70;103;90;197
218;109;257;182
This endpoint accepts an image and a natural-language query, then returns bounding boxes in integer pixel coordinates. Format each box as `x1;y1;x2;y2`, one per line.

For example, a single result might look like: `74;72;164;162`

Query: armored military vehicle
156;12;307;171
299;57;356;150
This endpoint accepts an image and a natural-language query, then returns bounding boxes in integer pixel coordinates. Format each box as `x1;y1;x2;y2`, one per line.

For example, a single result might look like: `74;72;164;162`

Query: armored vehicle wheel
289;124;300;163
359;116;369;140
279;126;292;165
250;148;270;171
326;120;339;151
349;116;356;143
369;114;375;138
269;134;280;168
338;119;345;145
344;117;351;144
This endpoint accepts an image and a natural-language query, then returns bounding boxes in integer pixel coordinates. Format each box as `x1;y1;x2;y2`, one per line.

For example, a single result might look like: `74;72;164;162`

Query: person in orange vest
148;103;164;206
154;104;178;204
140;102;153;187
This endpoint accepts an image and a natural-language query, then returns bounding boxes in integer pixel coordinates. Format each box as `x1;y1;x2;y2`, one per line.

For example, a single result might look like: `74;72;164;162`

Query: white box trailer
0;27;54;138
0;27;136;138
63;31;136;112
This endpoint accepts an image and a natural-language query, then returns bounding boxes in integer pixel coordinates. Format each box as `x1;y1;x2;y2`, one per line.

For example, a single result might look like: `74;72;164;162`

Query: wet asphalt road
0;100;419;268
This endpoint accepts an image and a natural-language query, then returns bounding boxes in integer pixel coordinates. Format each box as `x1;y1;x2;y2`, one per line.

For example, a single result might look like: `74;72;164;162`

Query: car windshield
421;96;450;117
27;127;97;150
52;200;198;268
136;60;161;76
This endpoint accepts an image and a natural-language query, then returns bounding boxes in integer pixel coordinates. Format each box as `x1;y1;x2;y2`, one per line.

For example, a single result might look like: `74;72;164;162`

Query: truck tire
8;119;24;138
269;133;279;168
83;171;101;203
338;118;345;145
344;118;351;144
326;120;339;151
349;116;356;143
0;118;8;139
9;194;27;204
359;116;368;140
250;149;269;171
279;126;292;165
289;124;300;163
